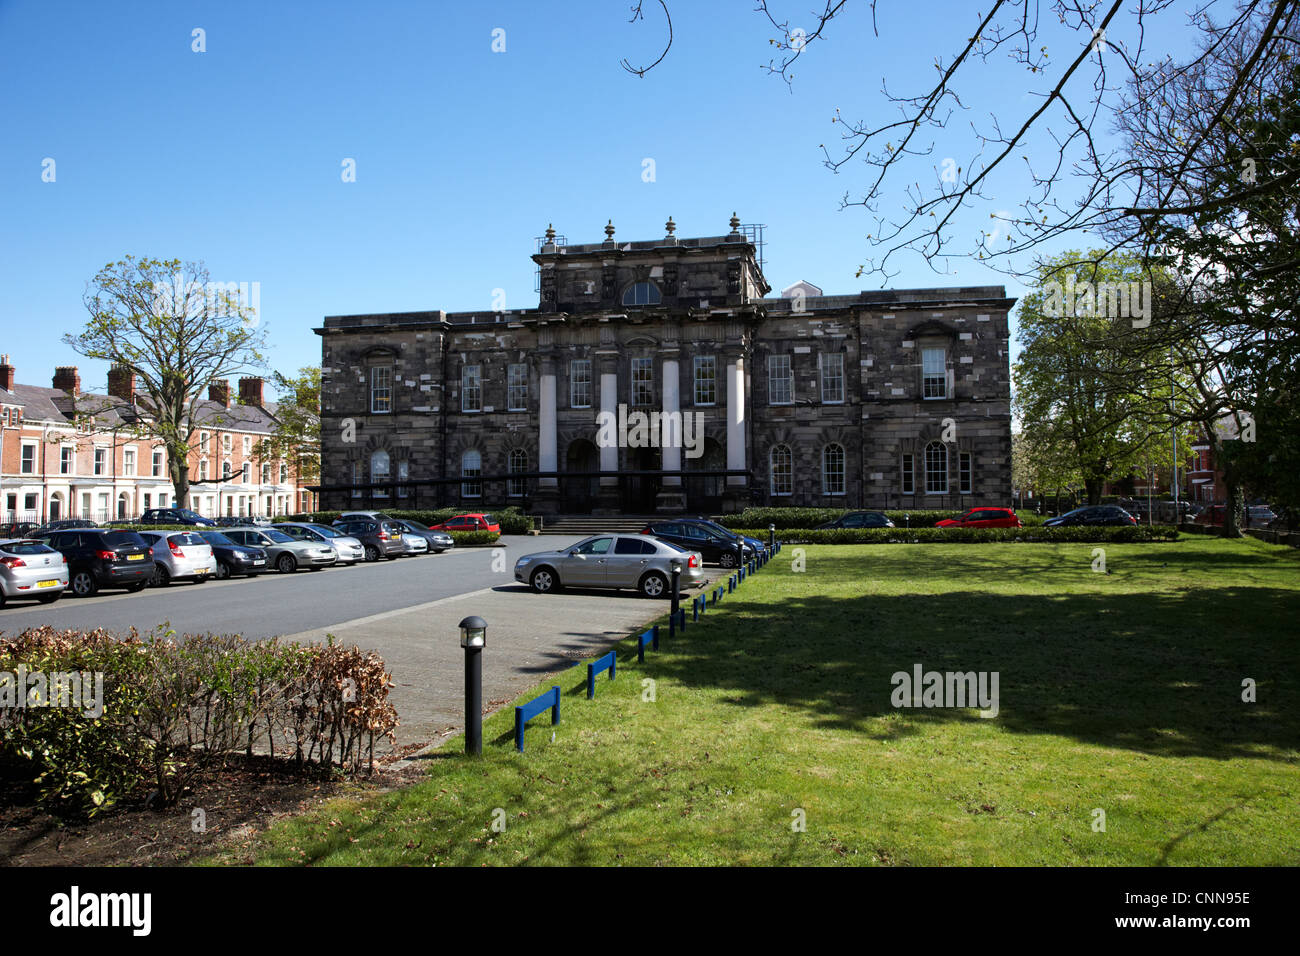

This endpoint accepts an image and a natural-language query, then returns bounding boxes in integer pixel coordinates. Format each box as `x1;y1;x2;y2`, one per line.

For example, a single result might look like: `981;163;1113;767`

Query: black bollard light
670;559;682;634
768;523;775;552
459;615;487;756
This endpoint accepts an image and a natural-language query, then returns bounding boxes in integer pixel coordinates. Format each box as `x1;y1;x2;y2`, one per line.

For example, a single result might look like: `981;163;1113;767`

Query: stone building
315;216;1014;514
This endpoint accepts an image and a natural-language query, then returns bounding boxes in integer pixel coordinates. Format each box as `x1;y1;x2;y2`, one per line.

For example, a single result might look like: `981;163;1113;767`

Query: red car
429;513;500;534
934;507;1022;529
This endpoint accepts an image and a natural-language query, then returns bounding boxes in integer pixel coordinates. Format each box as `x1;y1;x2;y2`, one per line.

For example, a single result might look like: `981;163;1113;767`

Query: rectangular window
631;358;654;406
60;446;74;475
243;436;251;456
94;447;106;476
901;454;915;495
462;364;482;412
925;444;948;494
20;444;36;474
693;356;716;406
570;359;592;408
461;451;482;498
152;450;164;476
922;347;947;399
261;463;271;484
370;366;393;413
200;431;209;454
222;434;232;454
823;445;846;495
820;353;845;404
507;363;528;411
280;462;289;484
123;448;136;476
241;462;250;483
351;462;362;499
199;459;209;481
397;461;409;498
768;355;793;405
960;452;973;495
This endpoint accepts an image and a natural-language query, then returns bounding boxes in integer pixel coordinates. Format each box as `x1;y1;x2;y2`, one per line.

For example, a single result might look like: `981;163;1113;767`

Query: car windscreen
199;531;234;546
306;524;342;538
103;531;146;547
264;530;294;543
1;541;54;555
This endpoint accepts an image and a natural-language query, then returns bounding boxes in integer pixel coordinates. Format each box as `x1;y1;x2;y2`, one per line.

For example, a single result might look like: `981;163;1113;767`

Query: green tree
1013;250;1172;505
253;367;321;503
66;257;265;508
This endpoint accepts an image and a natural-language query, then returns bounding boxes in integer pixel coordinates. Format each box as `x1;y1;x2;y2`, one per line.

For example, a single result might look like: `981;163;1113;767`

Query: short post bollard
669;559;682;637
459;615;487;756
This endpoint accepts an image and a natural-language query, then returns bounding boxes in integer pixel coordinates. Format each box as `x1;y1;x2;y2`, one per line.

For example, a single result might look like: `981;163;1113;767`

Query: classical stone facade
315;218;1014;514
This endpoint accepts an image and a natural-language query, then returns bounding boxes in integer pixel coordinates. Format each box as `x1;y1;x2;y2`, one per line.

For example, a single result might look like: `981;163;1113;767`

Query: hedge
716;507;1054;530
101;523;499;547
730;525;1180;544
286;506;533;535
0;626;398;818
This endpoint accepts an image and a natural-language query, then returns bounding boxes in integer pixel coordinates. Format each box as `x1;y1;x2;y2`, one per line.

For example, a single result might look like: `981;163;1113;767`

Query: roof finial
544;223;555;243
729;212;741;234
604;219;616;240
665;216;676;237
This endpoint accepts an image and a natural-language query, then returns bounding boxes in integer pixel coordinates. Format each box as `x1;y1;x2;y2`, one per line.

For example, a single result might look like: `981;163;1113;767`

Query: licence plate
253;559;265;565
37;580;59;588
127;554;144;561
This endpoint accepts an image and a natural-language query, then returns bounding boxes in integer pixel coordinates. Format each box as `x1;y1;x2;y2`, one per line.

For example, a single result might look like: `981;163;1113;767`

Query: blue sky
0;0;1182;397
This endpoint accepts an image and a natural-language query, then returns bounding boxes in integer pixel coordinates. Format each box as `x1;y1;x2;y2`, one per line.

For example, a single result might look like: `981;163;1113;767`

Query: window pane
570;360;592;408
461;450;482;498
371;366;392;413
823;444;845;495
901;454;915;495
770;444;793;496
508;364;528;411
820;354;845;404
768;355;792;405
693;355;716;405
462;364;482;412
925;442;948;494
922;348;947;399
508;449;527;497
631;358;654;406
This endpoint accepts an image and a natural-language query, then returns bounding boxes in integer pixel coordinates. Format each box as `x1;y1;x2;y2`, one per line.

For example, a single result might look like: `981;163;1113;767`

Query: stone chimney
107;365;136;402
53;366;81;394
0;355;13;392
209;379;231;407
238;376;264;407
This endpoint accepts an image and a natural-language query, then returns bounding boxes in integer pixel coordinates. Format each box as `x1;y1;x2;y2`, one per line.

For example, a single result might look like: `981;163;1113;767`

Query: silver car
0;538;69;607
139;530;219;586
224;527;337;573
274;522;366;565
515;533;704;598
399;532;429;556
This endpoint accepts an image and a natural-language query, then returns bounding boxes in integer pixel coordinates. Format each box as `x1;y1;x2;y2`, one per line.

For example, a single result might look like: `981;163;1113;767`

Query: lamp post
669;558;682;623
459;615;487;756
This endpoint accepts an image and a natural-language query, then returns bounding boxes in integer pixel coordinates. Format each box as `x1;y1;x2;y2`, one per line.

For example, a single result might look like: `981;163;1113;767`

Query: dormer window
622;282;662;306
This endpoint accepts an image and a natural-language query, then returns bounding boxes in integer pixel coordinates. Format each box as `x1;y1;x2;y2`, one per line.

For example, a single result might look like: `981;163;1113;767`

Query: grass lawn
204;537;1300;866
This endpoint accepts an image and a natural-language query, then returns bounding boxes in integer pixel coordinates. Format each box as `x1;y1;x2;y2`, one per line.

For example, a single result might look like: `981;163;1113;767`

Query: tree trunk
1085;477;1103;506
1222;480;1245;539
171;456;190;510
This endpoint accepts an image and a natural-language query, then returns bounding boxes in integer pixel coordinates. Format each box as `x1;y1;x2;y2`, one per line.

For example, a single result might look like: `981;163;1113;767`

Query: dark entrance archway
562;439;599;513
685;438;725;513
620;447;660;514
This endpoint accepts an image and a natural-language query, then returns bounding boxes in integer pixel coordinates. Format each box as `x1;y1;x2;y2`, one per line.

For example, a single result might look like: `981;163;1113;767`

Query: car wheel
37;593;61;605
639;571;668;599
719;551;738;569
364;545;380;562
530;567;559;594
216;561;231;580
277;553;297;573
152;565;171;587
71;571;97;598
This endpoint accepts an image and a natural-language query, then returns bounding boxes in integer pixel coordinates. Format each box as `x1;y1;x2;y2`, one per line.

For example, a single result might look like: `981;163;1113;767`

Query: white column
726;358;746;486
661;358;681;485
539;371;557;488
599;370;618;481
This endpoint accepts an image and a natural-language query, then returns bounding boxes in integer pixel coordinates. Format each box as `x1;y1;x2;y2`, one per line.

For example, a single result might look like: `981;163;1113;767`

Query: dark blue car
197;530;268;579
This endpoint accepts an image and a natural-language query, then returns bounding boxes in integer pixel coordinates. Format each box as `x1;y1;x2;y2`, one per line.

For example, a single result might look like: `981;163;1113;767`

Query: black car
390;519;454;554
815;511;895;530
197;530;269;579
41;528;155;597
140;508;216;527
640;520;750;568
0;522;40;539
1044;505;1138;527
31;518;99;537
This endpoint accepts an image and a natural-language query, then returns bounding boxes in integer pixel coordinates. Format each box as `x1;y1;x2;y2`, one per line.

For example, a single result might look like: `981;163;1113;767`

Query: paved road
0;534;720;751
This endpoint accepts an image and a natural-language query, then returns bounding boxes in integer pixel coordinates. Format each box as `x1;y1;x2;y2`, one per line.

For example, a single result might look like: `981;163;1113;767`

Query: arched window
925;441;948;494
461;450;482;498
822;444;846;496
371;450;391;498
622;282;662;306
770;444;793;497
507;448;528;498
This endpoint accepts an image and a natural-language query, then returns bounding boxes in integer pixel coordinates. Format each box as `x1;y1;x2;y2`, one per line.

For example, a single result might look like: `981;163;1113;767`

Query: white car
138;530;218;586
0;538;68;607
274;522;366;565
399;532;429;556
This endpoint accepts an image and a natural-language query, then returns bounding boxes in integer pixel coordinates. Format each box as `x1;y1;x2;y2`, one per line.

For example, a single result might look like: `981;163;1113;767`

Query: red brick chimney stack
0;355;13;392
238;376;264;407
209;380;231;407
107;365;136;402
53;366;81;394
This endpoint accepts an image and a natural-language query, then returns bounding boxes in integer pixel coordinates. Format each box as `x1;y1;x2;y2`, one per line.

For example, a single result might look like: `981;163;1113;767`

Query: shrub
0;626;398;818
730;525;1180;544
718;508;971;530
285;507;532;534
448;530;500;546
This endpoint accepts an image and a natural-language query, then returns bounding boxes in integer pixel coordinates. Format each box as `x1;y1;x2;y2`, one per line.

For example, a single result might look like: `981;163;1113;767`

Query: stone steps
534;515;657;535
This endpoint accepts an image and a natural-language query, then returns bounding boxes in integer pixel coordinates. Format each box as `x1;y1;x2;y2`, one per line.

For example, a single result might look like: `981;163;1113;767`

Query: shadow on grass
651;584;1300;763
